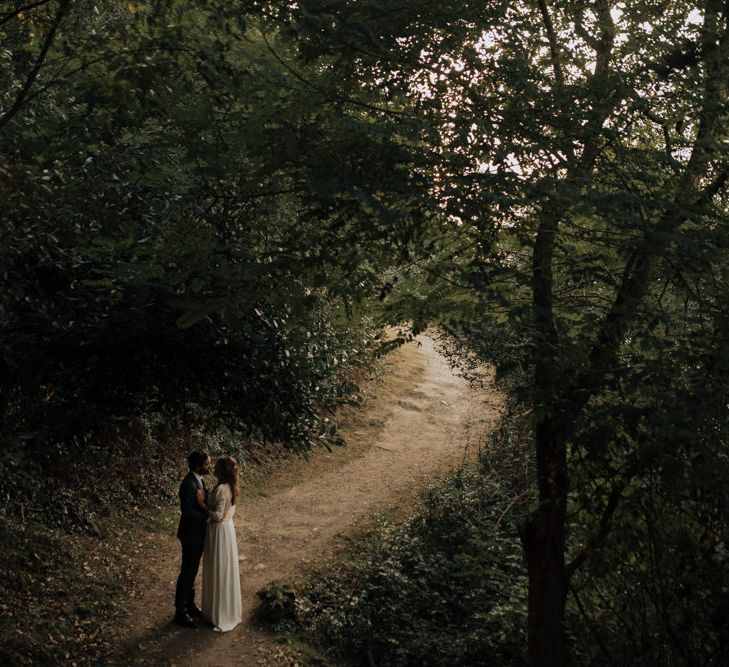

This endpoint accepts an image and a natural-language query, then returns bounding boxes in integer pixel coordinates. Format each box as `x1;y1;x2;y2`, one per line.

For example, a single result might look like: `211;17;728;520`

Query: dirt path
108;335;501;666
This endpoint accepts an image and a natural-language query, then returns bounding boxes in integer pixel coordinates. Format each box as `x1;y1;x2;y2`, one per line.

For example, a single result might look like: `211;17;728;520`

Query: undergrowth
0;339;382;666
290;423;532;666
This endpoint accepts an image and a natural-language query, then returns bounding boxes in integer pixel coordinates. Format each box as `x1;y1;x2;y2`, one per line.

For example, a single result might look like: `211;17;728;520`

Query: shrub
295;463;529;666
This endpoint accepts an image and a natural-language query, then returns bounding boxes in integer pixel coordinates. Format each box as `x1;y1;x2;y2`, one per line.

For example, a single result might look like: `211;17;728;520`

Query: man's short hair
187;450;209;470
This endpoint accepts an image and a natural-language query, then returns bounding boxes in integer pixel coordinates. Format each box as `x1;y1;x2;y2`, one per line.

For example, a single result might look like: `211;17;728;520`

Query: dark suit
174;471;208;613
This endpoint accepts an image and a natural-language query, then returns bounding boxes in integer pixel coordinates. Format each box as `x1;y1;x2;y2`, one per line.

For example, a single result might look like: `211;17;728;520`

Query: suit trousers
175;540;204;612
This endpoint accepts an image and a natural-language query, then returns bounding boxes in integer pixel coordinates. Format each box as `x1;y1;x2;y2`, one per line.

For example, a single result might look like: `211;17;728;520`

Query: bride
196;455;242;632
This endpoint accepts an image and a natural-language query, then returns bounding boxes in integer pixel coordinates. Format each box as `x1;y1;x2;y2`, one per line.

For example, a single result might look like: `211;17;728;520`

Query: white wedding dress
201;483;242;632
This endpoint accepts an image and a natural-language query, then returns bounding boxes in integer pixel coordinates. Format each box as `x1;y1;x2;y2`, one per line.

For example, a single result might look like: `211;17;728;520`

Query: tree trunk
522;417;569;666
527;194;570;665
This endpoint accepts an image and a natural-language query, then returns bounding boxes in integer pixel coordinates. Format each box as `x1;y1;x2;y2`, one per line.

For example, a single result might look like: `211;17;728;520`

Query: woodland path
108;335;502;666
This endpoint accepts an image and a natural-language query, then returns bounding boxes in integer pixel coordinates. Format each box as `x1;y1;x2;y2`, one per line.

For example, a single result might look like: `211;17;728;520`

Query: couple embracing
174;450;242;632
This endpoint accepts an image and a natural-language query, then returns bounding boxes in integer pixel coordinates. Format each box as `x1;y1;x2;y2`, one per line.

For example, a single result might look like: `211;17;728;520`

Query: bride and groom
174;450;242;632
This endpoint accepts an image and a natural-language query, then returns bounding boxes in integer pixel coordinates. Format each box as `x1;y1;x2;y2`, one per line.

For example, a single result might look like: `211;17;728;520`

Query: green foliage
295;451;529;666
565;316;729;664
568;477;729;666
275;2;729;660
0;1;401;472
5;0;729;662
256;581;298;624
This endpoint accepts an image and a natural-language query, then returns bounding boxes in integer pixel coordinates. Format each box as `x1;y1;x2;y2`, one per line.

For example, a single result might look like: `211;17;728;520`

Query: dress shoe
173;611;197;628
188;604;203;618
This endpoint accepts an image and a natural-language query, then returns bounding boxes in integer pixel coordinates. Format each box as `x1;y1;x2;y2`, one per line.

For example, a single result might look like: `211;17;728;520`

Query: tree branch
592;0;615;80
0;0;53;27
0;0;72;131
572;0;616;177
632;102;682;174
537;0;564;87
682;0;729;190
567;461;639;578
260;30;407;119
571;3;729;414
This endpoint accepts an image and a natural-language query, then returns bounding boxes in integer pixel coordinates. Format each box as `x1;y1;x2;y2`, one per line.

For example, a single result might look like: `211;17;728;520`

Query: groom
174;450;211;627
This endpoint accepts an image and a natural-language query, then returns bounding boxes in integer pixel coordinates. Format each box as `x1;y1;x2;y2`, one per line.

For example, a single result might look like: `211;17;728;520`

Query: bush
294;462;529;666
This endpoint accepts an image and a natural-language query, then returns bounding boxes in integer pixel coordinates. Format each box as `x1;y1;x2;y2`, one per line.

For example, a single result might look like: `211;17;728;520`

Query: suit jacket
176;471;208;545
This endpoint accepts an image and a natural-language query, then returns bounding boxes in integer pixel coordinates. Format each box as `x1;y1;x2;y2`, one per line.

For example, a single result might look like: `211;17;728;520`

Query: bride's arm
207;485;230;523
181;479;208;525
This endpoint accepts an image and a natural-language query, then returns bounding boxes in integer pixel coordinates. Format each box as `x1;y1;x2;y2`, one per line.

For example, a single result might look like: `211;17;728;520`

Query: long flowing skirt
201;520;242;632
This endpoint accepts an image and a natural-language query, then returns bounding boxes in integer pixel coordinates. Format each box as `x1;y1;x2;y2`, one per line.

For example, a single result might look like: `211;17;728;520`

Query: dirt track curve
108;335;501;666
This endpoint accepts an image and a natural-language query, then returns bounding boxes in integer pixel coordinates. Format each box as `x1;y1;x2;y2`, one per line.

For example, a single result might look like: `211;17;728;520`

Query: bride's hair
215;456;240;504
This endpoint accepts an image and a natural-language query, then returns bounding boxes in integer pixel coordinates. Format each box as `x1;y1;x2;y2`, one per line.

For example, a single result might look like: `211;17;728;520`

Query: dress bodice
207;483;236;523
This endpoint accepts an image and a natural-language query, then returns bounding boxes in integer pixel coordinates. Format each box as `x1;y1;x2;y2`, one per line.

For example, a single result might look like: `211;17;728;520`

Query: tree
0;0;418;455
265;1;729;662
4;1;729;661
